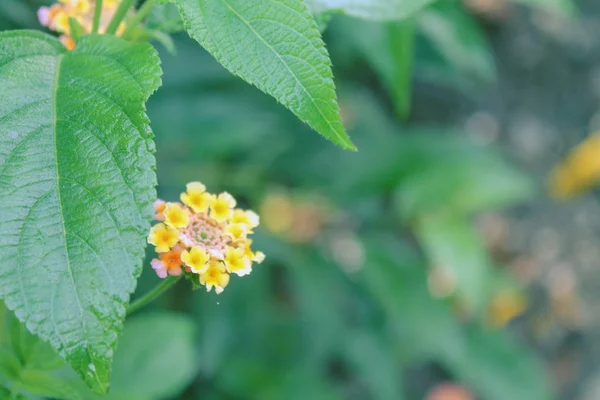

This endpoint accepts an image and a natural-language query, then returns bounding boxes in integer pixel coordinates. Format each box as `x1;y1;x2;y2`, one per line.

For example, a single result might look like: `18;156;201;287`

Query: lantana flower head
147;182;265;294
38;0;128;50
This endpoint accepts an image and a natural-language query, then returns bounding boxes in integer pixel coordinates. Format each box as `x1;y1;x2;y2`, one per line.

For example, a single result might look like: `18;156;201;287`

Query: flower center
181;213;229;256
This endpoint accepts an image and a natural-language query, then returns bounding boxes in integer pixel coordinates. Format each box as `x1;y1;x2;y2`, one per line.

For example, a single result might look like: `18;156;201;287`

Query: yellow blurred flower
260;191;330;243
148;182;265;294
52;9;71;33
486;289;527;328
260;192;294;234
548;133;600;199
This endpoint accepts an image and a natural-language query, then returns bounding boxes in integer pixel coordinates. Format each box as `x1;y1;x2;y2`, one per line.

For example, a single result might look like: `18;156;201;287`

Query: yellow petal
164;203;190;229
181;246;210;274
210;192;236;222
225;223;247;241
187;181;206;192
148;223;179;253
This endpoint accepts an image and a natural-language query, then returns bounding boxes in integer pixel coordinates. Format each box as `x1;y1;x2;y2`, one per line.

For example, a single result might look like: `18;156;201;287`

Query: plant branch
123;0;157;39
105;0;136;35
127;275;181;315
92;0;103;33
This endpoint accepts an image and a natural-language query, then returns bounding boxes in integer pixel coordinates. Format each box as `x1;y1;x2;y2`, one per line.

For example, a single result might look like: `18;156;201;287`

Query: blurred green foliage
0;0;577;398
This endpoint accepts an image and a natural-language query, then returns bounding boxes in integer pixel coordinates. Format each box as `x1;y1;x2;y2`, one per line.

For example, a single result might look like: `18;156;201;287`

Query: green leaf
331;17;415;119
360;236;555;400
171;0;355;150
304;0;438;20
384;21;414;119
0;31;161;393
0;348;20;382
359;237;461;356
510;0;576;17
413;215;493;315
68;16;86;43
312;11;338;32
5;310;65;372
343;330;405;400
66;313;198;400
0;1;41;30
147;3;185;33
18;369;81;400
393;138;534;218
111;313;198;398
451;328;556;400
0;308;80;399
416;0;496;83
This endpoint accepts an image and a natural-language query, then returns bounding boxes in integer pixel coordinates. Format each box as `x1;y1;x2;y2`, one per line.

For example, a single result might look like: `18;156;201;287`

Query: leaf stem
105;0;136;36
127;275;181;315
92;0;103;33
386;19;415;121
123;0;157;40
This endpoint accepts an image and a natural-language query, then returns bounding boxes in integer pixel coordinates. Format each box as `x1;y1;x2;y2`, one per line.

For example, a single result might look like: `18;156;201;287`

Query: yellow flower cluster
148;182;265;294
38;0;126;50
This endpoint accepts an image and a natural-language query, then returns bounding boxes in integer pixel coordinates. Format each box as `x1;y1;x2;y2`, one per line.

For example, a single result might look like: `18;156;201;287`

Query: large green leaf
304;0;437;20
170;0;355;150
0;31;161;393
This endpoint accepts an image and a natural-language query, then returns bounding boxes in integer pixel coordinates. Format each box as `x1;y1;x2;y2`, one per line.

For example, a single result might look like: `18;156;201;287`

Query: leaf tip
86;372;110;395
338;136;357;151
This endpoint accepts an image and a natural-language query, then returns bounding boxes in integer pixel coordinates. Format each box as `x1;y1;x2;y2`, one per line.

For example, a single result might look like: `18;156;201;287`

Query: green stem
123;0;157;40
127;275;181;315
386;18;415;121
105;0;136;35
92;0;103;33
69;16;85;42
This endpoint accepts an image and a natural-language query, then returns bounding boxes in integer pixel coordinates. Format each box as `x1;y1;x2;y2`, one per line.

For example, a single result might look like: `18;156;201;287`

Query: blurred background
1;0;600;399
